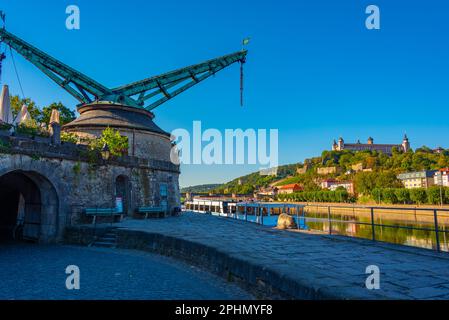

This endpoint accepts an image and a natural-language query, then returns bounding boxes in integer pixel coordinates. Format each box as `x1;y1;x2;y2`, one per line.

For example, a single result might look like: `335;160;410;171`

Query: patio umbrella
0;85;13;124
19;104;31;124
49;108;60;124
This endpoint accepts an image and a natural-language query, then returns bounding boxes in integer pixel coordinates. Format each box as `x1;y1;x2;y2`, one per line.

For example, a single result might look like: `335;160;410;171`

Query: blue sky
1;0;448;187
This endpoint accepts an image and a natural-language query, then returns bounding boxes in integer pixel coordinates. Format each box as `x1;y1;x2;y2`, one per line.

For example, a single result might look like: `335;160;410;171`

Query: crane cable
0;11;25;97
0;34;5;85
0;44;5;85
0;11;6;85
9;46;25;98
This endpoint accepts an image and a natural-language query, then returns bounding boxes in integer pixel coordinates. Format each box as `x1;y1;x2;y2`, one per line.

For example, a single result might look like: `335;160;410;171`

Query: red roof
278;183;301;190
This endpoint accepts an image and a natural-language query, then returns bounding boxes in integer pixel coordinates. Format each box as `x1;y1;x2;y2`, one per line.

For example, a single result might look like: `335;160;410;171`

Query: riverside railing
301;204;449;252
187;202;449;253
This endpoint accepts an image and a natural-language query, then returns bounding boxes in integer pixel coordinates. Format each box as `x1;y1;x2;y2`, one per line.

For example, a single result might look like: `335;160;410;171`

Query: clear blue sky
1;0;448;188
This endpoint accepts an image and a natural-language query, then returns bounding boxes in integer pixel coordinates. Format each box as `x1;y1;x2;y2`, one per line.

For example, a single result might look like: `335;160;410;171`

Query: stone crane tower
0;25;247;242
0;27;247;162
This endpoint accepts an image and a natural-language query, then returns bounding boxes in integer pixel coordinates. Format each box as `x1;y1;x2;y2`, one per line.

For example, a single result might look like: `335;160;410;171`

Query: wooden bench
85;208;123;224
136;206;166;219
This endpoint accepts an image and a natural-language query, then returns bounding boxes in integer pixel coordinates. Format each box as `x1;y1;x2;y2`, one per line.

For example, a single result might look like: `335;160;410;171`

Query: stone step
103;232;117;237
92;230;118;248
101;236;116;241
98;237;116;242
94;241;116;248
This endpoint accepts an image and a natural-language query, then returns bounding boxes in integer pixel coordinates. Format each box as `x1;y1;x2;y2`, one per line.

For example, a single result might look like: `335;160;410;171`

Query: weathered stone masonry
0;135;180;243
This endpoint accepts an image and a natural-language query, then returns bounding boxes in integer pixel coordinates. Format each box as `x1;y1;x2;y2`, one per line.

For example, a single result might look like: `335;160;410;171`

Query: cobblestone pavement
0;244;253;300
117;212;449;299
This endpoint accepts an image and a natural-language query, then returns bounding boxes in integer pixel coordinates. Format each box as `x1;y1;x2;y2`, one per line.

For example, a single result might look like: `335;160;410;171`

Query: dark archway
115;175;131;215
0;170;59;242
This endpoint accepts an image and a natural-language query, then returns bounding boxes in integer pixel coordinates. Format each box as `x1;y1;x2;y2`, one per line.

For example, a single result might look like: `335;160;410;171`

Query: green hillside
181;184;222;193
185;146;449;201
211;163;302;194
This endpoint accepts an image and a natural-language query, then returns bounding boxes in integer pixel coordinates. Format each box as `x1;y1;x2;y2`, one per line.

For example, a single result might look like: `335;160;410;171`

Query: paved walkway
116;212;449;299
0;244;252;300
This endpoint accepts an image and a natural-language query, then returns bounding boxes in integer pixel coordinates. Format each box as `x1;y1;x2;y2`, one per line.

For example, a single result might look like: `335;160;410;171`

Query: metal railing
299;204;449;252
187;203;449;253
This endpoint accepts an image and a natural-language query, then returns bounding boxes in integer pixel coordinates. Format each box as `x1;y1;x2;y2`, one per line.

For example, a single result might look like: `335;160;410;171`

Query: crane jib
0;27;247;111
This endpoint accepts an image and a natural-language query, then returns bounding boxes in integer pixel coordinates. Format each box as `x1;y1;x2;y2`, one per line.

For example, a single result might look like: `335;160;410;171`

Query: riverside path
110;212;449;300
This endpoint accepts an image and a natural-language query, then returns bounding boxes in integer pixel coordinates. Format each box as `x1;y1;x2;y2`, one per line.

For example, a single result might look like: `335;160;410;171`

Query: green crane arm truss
0;27;247;111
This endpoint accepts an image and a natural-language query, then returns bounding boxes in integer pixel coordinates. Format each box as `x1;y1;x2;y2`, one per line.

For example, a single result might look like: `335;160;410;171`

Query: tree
100;127;129;157
61;132;78;144
375;172;402;189
41;102;76;125
9;95;42;121
427;186;443;205
354;172;376;194
382;188;397;204
364;156;377;169
395;188;410;204
239;184;255;195
335;189;349;202
410;188;427;205
371;188;382;204
415;146;433;153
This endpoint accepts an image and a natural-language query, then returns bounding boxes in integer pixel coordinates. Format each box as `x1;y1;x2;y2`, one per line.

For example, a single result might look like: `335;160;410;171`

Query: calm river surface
213;208;449;252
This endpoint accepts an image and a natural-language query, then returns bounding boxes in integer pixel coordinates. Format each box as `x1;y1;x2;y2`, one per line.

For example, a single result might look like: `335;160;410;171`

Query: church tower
402;134;410;152
338;137;344;151
332;139;338;151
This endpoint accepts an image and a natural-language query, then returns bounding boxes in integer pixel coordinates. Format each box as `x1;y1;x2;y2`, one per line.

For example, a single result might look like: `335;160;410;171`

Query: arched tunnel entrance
0;170;59;243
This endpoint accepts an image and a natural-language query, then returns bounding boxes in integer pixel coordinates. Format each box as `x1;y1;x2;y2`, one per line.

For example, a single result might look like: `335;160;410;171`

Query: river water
213;209;449;252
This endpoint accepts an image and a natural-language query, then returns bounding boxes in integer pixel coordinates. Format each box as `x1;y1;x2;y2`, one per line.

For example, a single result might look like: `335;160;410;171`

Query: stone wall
67;127;173;161
0;135;180;243
317;166;341;175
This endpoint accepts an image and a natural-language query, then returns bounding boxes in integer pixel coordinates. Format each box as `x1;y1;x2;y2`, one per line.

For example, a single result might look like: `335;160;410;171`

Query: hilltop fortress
332;135;410;155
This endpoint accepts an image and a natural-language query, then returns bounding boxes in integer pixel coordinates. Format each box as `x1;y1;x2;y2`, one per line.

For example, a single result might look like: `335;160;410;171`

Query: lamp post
101;143;110;161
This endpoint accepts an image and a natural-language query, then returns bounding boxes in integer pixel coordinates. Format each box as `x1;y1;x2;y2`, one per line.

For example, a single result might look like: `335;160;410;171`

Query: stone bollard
50;122;61;145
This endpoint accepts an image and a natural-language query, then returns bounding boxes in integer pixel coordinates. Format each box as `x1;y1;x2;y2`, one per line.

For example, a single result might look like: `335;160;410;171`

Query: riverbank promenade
113;212;449;299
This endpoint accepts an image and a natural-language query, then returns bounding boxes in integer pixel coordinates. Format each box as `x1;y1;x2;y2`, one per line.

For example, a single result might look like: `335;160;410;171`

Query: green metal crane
0;27;247;111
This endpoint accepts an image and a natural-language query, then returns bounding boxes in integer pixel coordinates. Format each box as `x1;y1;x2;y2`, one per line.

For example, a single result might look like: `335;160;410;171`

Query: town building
397;170;437;189
320;179;337;189
434;168;449;187
433;147;445;154
332;135;410;154
256;187;278;198
277;184;302;194
320;179;354;194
